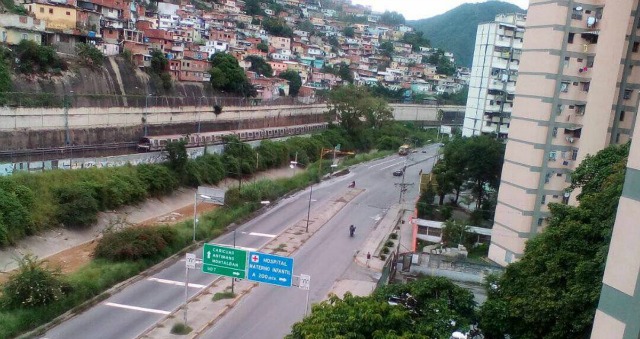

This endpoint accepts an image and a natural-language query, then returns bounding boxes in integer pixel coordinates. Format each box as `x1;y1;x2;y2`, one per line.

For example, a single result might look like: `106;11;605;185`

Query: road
200;147;440;339
41;145;440;339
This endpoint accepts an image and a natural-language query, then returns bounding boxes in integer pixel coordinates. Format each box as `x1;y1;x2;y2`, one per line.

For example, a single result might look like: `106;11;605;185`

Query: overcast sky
350;0;529;21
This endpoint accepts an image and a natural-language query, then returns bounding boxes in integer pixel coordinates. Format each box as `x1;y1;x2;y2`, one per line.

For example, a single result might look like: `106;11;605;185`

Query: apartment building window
620;110;625;121
40;7;44;13
572;150;578;160
581;82;590;92
616;133;621;143
21;33;27;40
541;195;546;205
568;33;575;44
624;89;633;99
66;11;70;15
537;218;544;226
548;151;557;161
587;56;595;67
49;8;53;14
560;82;570;92
634;42;640;53
563;56;570;68
577;58;583;62
552;127;558;137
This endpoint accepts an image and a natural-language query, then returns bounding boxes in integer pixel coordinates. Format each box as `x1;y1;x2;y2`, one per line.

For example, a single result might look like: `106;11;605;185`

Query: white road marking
372;214;382;222
367;158;400;169
104;302;170;315
247;232;276;238
380;162;405;170
234;246;257;251
147;277;206;288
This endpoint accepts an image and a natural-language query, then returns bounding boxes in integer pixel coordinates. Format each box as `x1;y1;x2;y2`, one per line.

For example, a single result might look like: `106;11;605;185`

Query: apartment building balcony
491;58;508;70
488;79;506;91
495;37;512;48
512;40;523;50
509;62;519;72
485;103;501;112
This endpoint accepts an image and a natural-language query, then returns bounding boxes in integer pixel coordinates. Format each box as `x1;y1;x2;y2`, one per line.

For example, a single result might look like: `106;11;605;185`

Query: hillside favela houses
0;0;468;101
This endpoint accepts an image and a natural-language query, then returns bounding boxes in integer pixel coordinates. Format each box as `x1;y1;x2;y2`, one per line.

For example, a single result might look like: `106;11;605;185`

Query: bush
384;240;394;247
171;322;192;335
94;226;178;261
1;255;69;309
381;247;390;254
380;254;387;260
54;184;99;228
75;43;104;68
389;233;398;240
15;40;66;74
136;164;179;196
0;185;34;245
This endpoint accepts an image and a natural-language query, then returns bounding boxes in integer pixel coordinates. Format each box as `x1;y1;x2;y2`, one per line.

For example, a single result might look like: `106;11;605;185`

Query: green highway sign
202;243;247;279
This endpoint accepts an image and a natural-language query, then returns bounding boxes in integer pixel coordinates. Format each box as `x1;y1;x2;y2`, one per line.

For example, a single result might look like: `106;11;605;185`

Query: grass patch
170;322;192;335
212;291;236;301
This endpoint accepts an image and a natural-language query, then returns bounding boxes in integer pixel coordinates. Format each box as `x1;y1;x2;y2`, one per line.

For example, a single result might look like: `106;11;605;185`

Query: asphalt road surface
41;145;440;339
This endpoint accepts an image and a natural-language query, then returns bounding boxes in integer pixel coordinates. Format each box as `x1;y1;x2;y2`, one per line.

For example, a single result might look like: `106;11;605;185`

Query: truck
398;144;410;156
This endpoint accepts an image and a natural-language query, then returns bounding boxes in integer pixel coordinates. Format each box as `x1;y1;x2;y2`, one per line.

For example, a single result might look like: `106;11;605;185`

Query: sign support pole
231;230;236;294
305;288;310;316
184;264;189;325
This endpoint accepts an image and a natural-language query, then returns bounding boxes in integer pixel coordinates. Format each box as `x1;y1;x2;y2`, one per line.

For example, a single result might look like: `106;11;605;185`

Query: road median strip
140;188;365;339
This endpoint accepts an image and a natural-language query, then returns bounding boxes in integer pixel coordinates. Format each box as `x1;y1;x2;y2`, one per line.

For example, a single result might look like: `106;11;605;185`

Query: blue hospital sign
247;251;294;287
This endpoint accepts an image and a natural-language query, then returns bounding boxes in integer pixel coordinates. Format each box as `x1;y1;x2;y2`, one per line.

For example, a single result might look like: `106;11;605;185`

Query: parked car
393;170;404;176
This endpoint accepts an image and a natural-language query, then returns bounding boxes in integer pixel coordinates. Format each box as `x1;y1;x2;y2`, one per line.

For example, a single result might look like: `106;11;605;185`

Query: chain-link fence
0;92;326;109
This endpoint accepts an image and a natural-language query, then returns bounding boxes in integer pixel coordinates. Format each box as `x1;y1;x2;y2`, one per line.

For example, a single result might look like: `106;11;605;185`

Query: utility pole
395;161;414;204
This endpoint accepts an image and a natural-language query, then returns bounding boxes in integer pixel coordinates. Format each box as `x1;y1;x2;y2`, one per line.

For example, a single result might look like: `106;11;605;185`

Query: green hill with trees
409;1;526;67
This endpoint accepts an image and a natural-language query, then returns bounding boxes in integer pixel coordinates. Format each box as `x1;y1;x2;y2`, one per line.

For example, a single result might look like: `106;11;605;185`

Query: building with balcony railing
463;13;525;138
488;0;639;280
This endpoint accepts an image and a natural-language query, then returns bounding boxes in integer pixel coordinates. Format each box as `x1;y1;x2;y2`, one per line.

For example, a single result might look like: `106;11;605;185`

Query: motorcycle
349;225;356;237
348;181;355;188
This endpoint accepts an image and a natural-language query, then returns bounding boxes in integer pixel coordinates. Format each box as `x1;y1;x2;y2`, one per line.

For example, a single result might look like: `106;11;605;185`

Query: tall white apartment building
489;0;639;267
462;13;526;138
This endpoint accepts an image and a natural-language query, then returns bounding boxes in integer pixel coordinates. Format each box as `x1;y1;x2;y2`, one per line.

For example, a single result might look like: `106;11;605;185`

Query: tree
379;41;394;58
442;219;470;247
288;277;477;339
463;135;505;209
75;43;104;68
209;53;256;97
150;49;168;74
298;20;314;32
262;17;293;38
327;85;393;135
245;55;273;77
337;62;353;83
165;140;188;173
379;11;406;25
244;0;262;15
401;31;430;52
417;182;436;219
479;143;630;339
0;57;11;96
278;70;302;96
343;26;355;38
256;42;269;53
